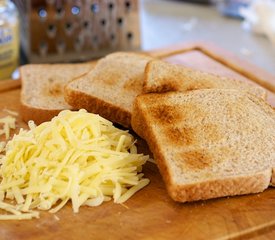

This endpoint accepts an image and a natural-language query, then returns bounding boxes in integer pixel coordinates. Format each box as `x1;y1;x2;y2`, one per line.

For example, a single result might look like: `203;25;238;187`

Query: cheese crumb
0;109;149;220
0;115;16;140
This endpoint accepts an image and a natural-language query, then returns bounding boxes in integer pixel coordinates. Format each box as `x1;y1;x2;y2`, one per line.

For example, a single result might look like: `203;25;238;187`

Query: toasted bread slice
143;60;267;99
132;89;275;202
20;62;94;124
64;52;153;128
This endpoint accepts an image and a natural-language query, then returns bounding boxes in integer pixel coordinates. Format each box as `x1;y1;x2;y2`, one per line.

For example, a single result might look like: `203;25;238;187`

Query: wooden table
0;42;275;240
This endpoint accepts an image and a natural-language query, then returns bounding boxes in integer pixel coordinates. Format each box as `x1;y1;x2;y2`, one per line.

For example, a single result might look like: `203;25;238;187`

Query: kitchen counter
140;0;275;75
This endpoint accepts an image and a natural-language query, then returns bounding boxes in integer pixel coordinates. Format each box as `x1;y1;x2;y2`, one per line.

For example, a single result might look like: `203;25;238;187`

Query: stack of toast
20;52;275;203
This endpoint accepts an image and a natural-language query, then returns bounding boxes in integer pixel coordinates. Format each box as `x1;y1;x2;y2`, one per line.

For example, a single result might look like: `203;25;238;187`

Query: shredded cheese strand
0;109;149;219
0;115;16;140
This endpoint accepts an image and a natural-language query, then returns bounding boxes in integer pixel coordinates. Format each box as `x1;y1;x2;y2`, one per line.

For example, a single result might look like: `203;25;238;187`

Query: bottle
0;0;19;80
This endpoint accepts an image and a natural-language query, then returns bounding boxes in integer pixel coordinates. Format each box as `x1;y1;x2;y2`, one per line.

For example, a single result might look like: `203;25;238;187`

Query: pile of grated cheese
0;109;149;220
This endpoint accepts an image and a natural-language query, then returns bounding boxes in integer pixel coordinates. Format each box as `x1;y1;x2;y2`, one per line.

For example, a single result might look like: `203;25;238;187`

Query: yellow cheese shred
0;109;149;220
0;115;16;141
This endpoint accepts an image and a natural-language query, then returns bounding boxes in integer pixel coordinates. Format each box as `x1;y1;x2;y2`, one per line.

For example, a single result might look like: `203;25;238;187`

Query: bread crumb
53;215;60;221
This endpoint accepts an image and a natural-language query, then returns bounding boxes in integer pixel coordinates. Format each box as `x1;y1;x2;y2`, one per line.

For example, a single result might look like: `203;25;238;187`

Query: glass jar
0;0;19;80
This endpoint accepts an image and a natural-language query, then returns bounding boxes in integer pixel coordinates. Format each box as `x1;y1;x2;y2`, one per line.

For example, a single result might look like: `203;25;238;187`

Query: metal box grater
13;0;141;63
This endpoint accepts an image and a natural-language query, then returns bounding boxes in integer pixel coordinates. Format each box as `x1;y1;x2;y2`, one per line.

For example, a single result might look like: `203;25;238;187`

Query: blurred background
140;0;275;75
0;0;275;80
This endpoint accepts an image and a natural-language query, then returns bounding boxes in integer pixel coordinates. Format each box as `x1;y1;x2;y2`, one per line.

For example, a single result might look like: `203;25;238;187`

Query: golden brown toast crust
168;170;271;202
20;104;66;125
64;52;153;127
143;60;267;100
64;87;132;128
143;62;179;93
132;90;275;203
133;96;271;202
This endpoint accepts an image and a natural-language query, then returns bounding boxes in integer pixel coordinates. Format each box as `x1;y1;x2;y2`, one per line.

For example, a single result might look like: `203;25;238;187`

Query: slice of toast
64;52;153;128
20;62;94;124
143;60;267;99
131;89;275;202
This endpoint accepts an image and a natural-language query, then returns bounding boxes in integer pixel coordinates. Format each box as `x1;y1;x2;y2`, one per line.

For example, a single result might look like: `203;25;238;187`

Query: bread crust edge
131;94;273;203
64;86;132;128
20;102;66;125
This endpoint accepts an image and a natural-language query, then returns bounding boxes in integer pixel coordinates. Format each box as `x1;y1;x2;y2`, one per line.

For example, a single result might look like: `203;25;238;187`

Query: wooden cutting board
1;42;275;240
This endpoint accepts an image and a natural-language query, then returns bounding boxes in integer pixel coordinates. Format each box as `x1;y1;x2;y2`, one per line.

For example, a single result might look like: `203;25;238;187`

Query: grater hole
75;38;80;44
56;7;65;18
66;22;72;29
65;22;73;34
101;19;106;26
56;7;63;15
47;24;56;38
127;32;133;40
117;17;123;25
40;41;47;48
39;41;48;55
38;8;47;18
125;1;131;9
75;37;83;51
83;21;89;28
57;40;66;54
108;3;114;10
93;36;98;43
110;33;115;41
91;3;99;13
48;24;55;31
58;40;65;46
71;6;80;15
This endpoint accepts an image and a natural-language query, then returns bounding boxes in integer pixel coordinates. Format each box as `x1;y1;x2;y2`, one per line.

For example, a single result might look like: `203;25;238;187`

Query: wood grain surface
0;79;21;93
0;44;275;240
